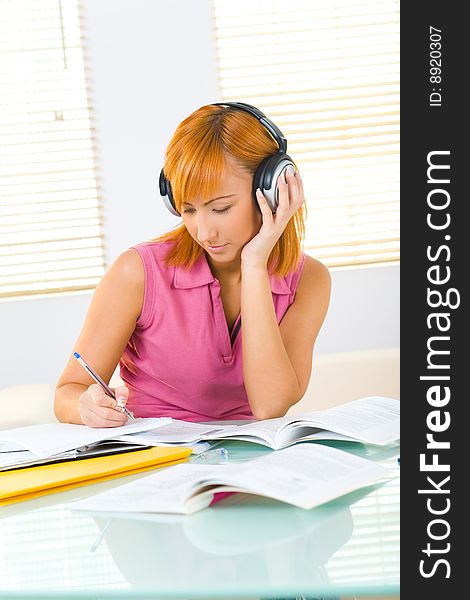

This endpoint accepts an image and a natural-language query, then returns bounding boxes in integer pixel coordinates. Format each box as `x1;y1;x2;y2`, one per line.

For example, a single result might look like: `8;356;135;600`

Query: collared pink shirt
120;241;305;422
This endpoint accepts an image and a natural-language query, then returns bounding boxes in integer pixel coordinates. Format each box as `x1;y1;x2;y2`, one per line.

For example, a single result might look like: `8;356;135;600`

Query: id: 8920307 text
429;26;442;108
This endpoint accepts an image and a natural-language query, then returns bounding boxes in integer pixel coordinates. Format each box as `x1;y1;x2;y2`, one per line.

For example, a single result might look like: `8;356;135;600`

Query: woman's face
180;155;262;267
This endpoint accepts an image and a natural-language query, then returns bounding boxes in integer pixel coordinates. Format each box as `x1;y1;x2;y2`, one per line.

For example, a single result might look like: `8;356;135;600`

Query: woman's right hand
78;384;130;428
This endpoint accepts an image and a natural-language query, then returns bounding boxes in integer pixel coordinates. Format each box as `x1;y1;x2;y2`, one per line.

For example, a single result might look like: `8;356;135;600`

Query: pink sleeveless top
120;241;305;422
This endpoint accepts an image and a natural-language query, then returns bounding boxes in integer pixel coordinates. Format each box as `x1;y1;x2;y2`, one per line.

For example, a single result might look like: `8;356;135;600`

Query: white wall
0;0;399;388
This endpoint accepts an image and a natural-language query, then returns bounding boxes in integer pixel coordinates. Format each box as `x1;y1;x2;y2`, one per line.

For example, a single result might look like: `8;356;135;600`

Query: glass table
0;439;399;599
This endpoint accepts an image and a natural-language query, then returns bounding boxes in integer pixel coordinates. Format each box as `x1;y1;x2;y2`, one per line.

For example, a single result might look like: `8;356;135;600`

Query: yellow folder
0;446;192;506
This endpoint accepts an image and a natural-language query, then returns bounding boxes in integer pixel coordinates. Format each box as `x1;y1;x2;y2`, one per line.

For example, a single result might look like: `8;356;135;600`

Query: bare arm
55;249;144;425
241;255;331;420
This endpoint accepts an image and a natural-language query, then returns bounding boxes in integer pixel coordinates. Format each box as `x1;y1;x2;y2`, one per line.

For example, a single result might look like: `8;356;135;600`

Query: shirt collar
173;252;291;295
173;252;215;289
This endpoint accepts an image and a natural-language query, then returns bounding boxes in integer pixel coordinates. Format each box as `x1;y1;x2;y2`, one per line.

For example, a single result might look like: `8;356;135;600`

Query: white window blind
0;0;105;299
213;0;399;267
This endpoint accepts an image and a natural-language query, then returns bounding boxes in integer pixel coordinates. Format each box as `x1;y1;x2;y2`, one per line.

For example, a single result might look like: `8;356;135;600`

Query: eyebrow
182;194;236;207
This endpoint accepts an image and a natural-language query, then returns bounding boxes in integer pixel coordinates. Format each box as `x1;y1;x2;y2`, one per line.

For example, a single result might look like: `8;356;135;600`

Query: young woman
55;103;331;427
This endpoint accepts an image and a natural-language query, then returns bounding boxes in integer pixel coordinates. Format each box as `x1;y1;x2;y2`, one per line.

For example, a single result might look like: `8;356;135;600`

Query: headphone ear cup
253;153;295;214
159;169;180;216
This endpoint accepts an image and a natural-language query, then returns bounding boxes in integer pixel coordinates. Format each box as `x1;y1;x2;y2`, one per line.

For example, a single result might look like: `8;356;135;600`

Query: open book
203;396;400;450
71;443;390;515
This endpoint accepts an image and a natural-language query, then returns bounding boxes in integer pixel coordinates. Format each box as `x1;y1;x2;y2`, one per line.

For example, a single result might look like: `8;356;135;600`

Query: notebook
0;445;192;506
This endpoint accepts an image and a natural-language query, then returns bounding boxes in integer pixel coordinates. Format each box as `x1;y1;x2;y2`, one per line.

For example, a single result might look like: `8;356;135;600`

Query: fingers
256;168;304;223
284;168;303;211
83;405;128;427
114;385;129;400
276;171;290;214
79;403;128;428
114;385;129;413
83;404;128;427
79;383;130;428
87;383;114;407
295;168;304;196
255;188;274;220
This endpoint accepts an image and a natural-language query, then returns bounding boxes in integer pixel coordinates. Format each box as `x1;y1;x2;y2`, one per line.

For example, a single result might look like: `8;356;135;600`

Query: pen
90;519;112;552
196;447;229;463
73;352;135;421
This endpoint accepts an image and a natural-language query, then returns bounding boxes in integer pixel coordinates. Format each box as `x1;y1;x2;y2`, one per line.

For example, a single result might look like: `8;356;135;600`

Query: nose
196;213;218;244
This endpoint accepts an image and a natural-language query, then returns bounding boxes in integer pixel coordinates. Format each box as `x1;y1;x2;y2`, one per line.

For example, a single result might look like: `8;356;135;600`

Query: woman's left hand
241;168;305;269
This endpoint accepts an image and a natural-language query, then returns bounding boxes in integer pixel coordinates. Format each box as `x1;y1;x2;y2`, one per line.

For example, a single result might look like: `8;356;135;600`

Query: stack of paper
0;418;229;472
0;418;170;457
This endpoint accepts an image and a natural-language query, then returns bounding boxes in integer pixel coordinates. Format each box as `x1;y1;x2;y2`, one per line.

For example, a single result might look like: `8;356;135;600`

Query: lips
208;244;226;249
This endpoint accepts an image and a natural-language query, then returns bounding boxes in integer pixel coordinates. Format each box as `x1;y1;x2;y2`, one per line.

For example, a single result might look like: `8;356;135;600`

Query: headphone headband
211;102;287;154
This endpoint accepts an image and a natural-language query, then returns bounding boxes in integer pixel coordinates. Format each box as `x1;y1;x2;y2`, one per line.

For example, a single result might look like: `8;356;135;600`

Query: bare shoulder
297;254;331;297
109;248;145;288
95;249;145;321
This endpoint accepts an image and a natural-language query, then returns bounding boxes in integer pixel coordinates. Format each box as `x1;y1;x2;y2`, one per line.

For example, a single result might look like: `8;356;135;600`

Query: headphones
159;101;295;216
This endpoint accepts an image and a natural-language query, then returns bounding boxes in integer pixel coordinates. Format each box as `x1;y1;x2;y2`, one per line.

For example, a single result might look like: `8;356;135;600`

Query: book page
114;420;228;444
203;417;287;447
72;444;390;515
112;438;211;454
293;429;357;444
0;418;171;458
284;396;400;446
71;464;222;514
190;445;390;510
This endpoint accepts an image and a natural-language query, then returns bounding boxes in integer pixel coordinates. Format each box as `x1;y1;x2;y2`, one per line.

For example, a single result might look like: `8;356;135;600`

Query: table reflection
89;495;354;588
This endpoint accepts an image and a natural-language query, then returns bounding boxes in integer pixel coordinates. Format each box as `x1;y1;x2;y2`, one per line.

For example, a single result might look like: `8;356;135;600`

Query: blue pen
196;448;229;463
73;352;135;421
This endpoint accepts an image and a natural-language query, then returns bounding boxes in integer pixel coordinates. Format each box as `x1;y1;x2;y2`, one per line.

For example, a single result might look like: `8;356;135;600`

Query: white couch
0;347;399;429
287;347;399;415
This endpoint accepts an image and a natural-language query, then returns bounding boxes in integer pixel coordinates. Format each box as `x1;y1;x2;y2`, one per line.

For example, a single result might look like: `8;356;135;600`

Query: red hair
152;104;306;277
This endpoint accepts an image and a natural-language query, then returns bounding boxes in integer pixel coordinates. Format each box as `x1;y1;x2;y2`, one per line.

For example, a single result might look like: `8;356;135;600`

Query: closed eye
183;206;231;214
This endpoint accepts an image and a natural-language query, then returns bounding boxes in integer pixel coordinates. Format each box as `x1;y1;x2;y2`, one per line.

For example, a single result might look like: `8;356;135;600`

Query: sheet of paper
202;418;284;445
0;418;171;458
73;463;208;514
0;449;77;470
112;435;212;454
0;441;24;452
113;420;229;444
210;423;352;449
71;444;390;515
295;430;357;443
294;396;400;445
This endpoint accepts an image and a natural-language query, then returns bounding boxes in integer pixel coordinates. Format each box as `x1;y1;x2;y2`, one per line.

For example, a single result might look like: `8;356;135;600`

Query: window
0;0;105;299
212;0;399;267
